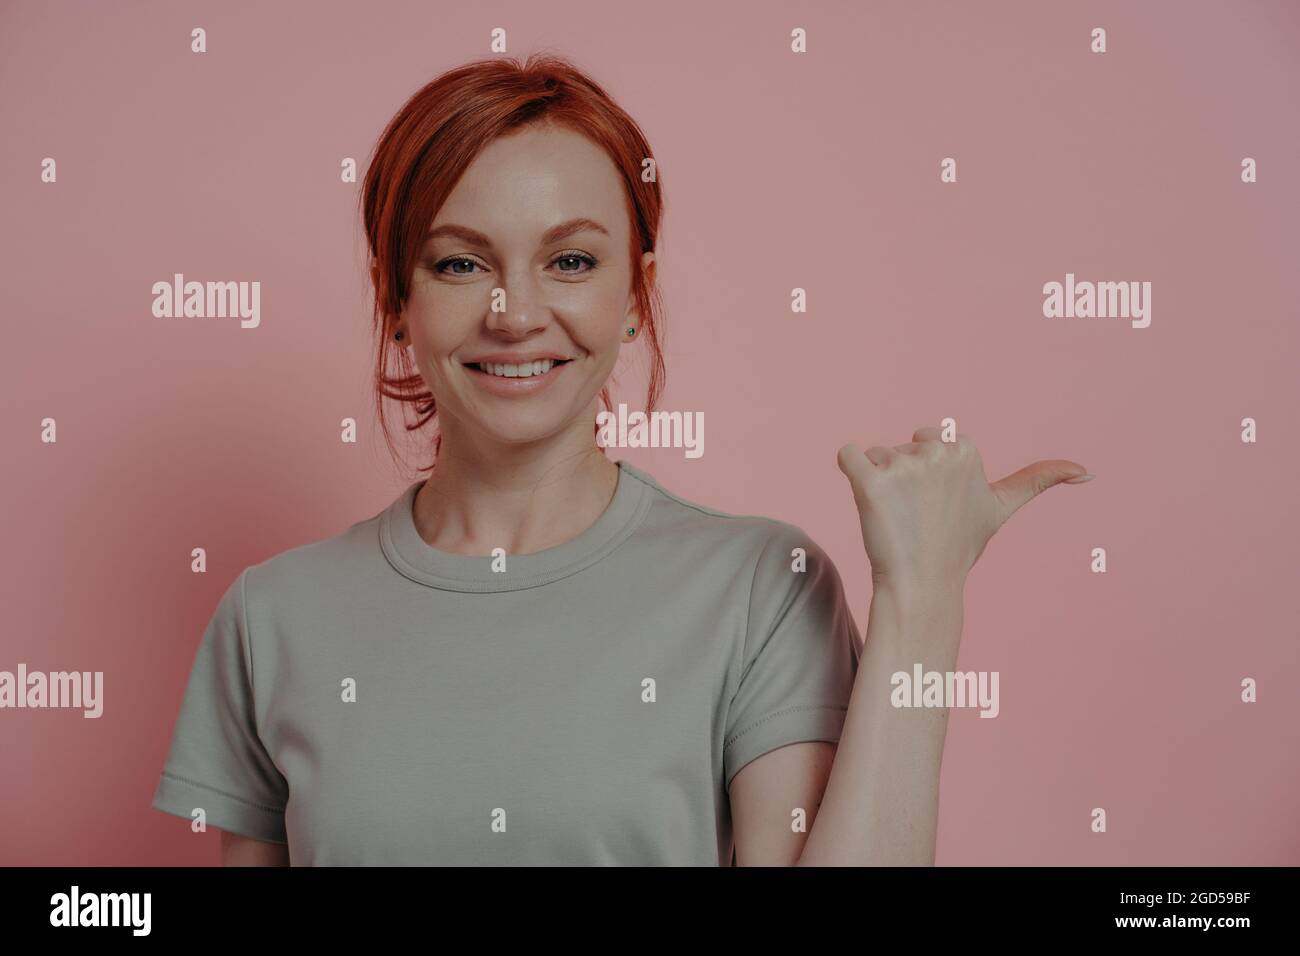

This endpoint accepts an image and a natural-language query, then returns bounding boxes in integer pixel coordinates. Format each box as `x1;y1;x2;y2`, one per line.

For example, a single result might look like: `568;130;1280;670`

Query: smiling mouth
464;358;573;378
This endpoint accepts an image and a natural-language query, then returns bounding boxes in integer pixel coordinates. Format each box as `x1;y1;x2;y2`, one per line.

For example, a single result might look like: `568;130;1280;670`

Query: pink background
2;0;1297;865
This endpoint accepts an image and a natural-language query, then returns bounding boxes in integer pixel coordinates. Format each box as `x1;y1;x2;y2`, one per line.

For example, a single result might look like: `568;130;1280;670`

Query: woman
151;54;1091;866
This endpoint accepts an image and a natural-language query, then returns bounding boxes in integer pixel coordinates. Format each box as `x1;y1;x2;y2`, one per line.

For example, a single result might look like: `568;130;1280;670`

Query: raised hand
836;424;1092;594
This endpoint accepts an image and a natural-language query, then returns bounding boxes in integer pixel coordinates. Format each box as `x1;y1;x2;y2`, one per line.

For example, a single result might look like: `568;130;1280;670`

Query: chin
473;414;573;446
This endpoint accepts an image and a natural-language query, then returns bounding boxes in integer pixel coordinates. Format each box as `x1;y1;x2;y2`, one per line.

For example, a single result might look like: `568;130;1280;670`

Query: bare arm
728;584;961;867
730;740;836;865
797;581;963;865
220;829;290;866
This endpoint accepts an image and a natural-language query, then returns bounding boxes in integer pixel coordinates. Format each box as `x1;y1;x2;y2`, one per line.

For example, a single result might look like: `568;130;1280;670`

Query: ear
626;251;656;322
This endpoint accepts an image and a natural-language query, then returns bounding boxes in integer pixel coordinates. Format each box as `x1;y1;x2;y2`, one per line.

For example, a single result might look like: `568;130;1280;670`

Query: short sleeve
150;569;289;844
723;525;862;794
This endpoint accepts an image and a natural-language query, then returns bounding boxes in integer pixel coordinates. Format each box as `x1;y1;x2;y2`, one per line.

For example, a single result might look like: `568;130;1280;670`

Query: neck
413;410;619;558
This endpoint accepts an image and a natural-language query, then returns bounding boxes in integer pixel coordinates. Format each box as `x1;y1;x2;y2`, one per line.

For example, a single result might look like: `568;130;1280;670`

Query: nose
484;271;550;339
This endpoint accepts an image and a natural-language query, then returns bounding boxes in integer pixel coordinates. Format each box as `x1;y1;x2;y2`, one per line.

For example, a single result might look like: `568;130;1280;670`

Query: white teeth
477;359;556;378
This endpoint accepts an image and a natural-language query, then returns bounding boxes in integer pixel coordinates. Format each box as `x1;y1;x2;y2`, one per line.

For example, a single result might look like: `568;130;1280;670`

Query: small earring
625;326;636;338
394;331;403;341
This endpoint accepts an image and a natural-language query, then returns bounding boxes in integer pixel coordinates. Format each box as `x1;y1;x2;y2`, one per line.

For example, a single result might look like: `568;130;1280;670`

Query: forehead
430;124;630;242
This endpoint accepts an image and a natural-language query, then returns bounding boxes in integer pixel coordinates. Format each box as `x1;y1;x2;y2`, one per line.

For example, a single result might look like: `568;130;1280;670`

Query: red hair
359;53;668;474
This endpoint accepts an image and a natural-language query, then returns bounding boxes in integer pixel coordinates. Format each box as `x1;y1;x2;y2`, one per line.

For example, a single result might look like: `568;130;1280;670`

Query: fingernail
1063;473;1095;484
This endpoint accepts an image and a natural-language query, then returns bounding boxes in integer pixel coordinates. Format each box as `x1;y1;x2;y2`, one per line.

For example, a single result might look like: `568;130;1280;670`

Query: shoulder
622;462;834;573
237;502;387;611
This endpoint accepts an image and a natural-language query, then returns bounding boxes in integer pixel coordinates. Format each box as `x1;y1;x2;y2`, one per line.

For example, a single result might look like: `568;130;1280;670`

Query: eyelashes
432;252;599;278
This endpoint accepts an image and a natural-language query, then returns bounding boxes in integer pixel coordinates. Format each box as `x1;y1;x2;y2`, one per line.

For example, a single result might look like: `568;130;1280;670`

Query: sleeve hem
723;704;848;795
151;770;287;844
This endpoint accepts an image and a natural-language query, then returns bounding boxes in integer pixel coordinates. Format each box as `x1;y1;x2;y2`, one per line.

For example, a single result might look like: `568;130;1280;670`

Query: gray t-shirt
151;459;862;865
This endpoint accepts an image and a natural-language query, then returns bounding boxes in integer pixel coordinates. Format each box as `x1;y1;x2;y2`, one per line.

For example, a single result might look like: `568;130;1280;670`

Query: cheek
569;286;633;345
407;292;468;355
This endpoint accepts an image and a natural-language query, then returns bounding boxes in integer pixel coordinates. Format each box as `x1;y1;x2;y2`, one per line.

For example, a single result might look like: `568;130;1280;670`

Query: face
388;123;654;451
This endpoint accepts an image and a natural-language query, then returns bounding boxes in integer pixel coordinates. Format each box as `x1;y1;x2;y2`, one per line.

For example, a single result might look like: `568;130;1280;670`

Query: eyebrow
425;217;610;248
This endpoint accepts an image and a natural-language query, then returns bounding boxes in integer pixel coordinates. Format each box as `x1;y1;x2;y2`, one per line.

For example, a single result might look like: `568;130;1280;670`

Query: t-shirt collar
380;458;653;592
